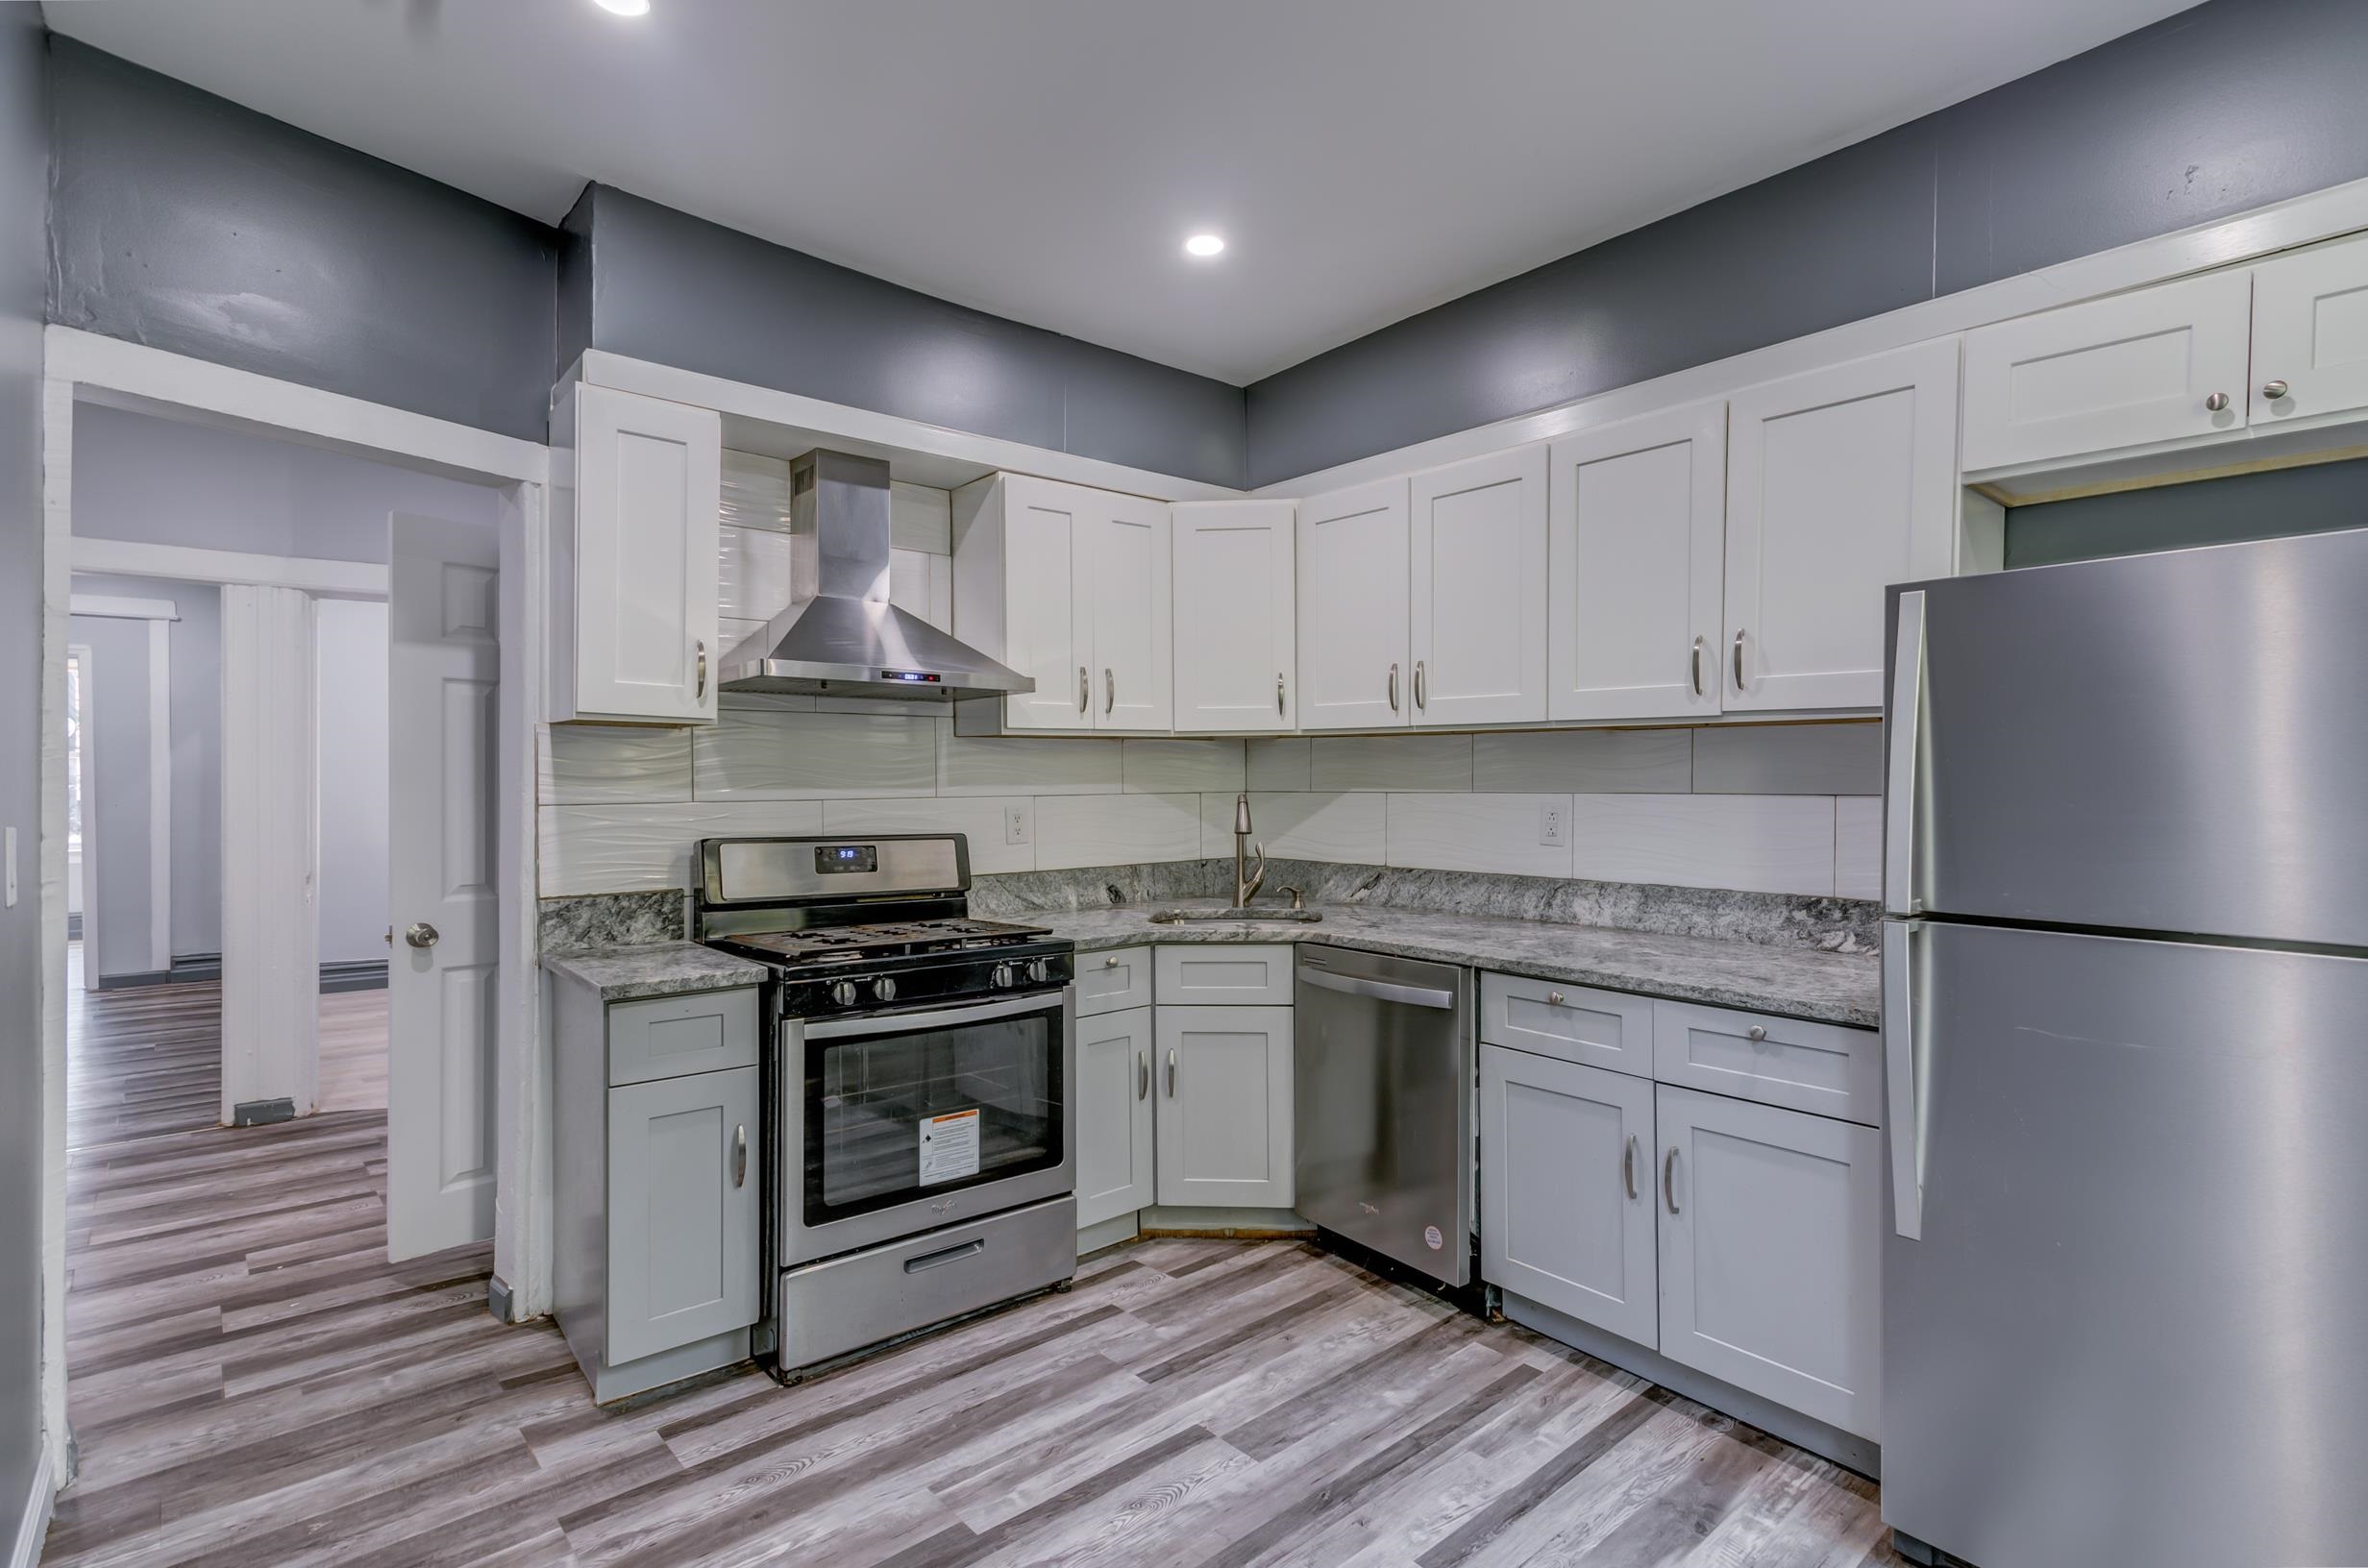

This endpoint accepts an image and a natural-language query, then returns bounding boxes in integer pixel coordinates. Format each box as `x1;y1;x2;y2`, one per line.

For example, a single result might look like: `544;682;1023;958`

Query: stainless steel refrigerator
1878;527;2368;1567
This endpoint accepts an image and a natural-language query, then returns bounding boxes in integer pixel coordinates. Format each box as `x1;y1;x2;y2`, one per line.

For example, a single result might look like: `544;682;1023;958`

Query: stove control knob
992;963;1017;990
1026;958;1050;985
828;980;859;1008
872;975;898;1003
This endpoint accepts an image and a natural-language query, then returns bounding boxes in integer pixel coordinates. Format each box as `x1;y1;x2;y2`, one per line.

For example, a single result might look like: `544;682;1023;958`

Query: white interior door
1296;478;1410;730
387;513;500;1262
1410;444;1548;725
1548;403;1726;723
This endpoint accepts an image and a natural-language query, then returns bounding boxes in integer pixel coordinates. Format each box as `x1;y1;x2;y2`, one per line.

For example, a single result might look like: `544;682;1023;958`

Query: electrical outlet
1005;804;1032;845
1539;802;1566;847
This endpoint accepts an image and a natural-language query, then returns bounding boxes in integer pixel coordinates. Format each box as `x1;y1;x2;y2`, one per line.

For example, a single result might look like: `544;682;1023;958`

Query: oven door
777;989;1074;1264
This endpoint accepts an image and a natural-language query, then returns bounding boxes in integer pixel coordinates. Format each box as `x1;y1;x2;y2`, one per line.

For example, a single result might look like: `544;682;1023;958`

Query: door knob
405;922;440;949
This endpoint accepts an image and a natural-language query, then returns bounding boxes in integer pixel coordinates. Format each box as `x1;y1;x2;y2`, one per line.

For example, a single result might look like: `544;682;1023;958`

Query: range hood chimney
717;450;1030;702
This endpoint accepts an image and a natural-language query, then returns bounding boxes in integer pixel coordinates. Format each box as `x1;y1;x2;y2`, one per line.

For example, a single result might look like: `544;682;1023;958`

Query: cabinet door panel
1548;404;1725;723
1075;1007;1156;1229
1655;1085;1881;1439
606;1066;760;1364
1296;478;1410;730
1154;1005;1294;1207
1480;1047;1658;1347
999;477;1090;731
1173;502;1297;731
2252;233;2368;428
1411;445;1548;726
572;385;722;723
1725;341;1958;712
1085;492;1173;730
1962;270;2251;471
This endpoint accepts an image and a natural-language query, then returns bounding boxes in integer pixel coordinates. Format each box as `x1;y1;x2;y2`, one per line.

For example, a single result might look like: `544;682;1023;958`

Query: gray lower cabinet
1154;1003;1294;1207
1654;1083;1883;1440
1074;1004;1155;1227
554;975;765;1402
604;1066;762;1364
1478;1044;1658;1348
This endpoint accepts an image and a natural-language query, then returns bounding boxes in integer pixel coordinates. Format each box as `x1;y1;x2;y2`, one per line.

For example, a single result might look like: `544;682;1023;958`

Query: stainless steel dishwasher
1294;944;1472;1288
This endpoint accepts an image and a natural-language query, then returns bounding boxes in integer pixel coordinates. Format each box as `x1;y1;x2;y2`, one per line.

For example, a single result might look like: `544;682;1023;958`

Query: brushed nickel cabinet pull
1623;1135;1639;1200
1104;667;1116;715
1663;1146;1681;1214
1138;1051;1149;1101
1690;635;1705;698
1746;1024;1768;1042
732;1124;748;1188
2263;380;2291;401
1732;628;1748;692
696;640;707;700
2205;391;2231;412
1166;1048;1177;1097
1277;673;1287;717
1387;662;1400;712
1413;659;1427;711
1547;990;1565;1005
1078;665;1089;714
1104;954;1120;968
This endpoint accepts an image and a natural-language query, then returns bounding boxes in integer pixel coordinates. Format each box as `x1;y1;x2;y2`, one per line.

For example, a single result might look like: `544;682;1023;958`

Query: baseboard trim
319;959;387;994
93;968;173;991
172;952;221;983
1501;1288;1881;1479
8;1446;53;1568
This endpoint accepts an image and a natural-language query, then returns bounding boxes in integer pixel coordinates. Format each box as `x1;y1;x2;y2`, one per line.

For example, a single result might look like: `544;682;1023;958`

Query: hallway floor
45;964;1900;1568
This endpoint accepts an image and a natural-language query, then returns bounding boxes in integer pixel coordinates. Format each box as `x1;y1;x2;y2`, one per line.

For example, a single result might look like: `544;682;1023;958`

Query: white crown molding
1260;172;2368;498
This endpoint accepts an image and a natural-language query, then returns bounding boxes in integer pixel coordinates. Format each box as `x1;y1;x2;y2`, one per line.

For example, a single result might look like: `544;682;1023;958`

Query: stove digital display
813;845;879;874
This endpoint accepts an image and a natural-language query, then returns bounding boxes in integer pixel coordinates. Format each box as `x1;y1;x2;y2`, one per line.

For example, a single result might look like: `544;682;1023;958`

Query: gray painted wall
0;1;46;1533
315;598;388;966
45;37;557;443
72;401;505;565
1246;0;2368;485
571;185;1247;488
70;576;222;966
2005;457;2368;568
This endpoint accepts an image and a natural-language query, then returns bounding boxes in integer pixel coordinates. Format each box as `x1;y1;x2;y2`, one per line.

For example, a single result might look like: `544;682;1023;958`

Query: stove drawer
608;987;761;1088
775;1194;1077;1373
1076;946;1153;1017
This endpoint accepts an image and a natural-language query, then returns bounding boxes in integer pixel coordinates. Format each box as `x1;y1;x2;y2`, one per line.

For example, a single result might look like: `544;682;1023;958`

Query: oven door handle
800;991;1065;1040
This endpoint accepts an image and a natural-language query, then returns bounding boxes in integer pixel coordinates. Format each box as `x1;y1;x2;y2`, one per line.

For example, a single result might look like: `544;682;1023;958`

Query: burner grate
723;917;1051;967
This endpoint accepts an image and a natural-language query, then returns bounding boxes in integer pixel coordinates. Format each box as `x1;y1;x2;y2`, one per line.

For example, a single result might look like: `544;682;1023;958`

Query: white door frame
63;642;93;992
34;328;551;1485
64;594;176;982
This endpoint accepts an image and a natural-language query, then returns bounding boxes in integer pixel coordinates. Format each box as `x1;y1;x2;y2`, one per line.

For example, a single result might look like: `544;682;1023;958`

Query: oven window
805;1005;1064;1224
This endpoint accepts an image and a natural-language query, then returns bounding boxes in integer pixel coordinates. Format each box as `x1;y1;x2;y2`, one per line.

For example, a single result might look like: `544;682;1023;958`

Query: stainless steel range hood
718;450;1030;702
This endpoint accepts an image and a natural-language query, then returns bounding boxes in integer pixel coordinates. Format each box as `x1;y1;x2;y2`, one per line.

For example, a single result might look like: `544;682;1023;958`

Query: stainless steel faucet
1232;792;1266;909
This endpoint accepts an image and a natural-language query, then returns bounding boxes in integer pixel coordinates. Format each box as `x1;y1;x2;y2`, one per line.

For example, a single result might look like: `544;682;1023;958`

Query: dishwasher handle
1298;966;1456;1010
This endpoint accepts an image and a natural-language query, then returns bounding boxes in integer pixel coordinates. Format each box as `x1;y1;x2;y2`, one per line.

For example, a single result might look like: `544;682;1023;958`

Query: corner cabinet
1723;340;1959;712
549;383;723;725
951;474;1172;733
1172;501;1297;731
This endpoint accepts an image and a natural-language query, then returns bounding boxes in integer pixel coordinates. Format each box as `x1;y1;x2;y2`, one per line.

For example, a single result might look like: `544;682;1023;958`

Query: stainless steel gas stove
693;833;1077;1379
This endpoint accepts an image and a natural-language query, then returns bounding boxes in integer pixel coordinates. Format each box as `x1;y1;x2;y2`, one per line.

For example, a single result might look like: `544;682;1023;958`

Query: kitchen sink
1147;907;1323;923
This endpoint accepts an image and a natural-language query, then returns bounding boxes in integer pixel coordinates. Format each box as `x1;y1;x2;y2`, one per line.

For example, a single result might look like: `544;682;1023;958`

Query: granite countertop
542;942;768;1002
1034;899;1880;1028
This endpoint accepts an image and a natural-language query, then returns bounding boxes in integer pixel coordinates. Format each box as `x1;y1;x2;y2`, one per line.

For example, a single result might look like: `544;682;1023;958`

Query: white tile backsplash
1692;723;1884;796
825;795;1034;875
718;523;796;623
693;706;937;799
1207;791;1389;863
1471;728;1692;794
1387;794;1575;877
539;723;693;804
1311;734;1473;792
1835;796;1883;900
1036;793;1203;870
1123;739;1246;795
1569;793;1838;895
1245;737;1313;791
940;726;1123;796
539;800;826;894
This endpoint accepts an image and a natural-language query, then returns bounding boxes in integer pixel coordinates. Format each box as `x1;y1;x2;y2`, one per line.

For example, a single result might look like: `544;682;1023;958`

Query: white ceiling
51;0;2199;383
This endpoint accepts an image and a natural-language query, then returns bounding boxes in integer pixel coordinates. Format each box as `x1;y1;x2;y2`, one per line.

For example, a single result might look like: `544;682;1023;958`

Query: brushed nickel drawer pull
732;1124;748;1188
1547;990;1565;1006
696;640;707;700
1387;662;1399;712
1663;1146;1681;1214
1167;1048;1177;1097
1138;1051;1149;1101
1623;1135;1639;1200
1746;1024;1768;1042
1690;635;1705;698
1733;628;1748;692
1078;665;1089;714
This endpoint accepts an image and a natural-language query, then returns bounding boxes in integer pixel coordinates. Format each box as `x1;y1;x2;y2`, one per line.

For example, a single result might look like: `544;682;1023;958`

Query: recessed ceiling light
592;0;651;15
1183;233;1226;257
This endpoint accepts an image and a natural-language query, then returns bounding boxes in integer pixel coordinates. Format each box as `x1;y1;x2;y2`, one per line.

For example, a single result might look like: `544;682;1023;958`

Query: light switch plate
1004;804;1031;845
1538;803;1566;847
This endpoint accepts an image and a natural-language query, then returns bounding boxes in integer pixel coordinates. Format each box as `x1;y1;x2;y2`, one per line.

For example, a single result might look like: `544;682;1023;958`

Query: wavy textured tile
1472;729;1691;793
692;706;937;799
537;723;694;805
1692;723;1884;795
1036;794;1202;870
1310;734;1473;792
1201;792;1387;864
824;795;1034;875
1123;739;1246;795
940;725;1123;796
1386;793;1574;877
537;800;825;894
1835;796;1883;900
1571;793;1838;895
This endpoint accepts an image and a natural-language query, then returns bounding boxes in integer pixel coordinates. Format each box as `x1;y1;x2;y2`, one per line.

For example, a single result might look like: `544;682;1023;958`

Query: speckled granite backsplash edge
540;860;1878;957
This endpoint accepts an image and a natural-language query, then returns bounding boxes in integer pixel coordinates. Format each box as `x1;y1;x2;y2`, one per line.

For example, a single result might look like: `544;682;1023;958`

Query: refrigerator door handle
1886;590;1926;915
1885;919;1924;1239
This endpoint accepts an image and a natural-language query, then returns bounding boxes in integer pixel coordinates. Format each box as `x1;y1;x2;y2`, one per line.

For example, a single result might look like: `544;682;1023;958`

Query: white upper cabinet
1172;501;1296;732
553;383;722;724
2250;233;2368;429
1724;340;1959;712
1961;270;2253;473
1547;404;1726;723
1296;477;1412;731
952;474;1172;733
1410;444;1550;726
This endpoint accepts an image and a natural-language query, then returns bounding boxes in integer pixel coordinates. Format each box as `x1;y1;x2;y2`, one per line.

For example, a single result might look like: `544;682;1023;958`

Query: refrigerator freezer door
1882;920;2368;1567
1886;526;2368;945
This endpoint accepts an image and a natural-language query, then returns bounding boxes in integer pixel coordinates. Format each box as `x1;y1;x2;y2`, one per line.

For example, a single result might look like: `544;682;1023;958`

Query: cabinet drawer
608;987;760;1087
1651;1000;1881;1126
1156;943;1295;1006
1480;973;1652;1077
1076;946;1154;1017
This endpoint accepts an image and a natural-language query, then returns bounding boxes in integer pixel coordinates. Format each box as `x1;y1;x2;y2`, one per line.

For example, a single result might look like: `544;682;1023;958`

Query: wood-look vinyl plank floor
52;966;1900;1568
